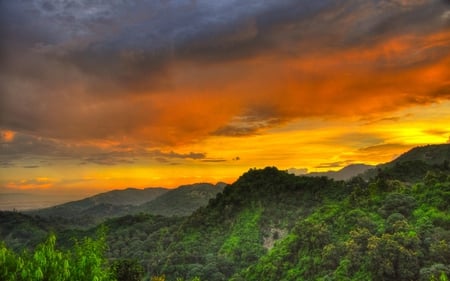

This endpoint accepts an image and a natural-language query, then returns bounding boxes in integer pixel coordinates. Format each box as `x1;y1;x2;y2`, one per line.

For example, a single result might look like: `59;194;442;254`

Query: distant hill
362;143;450;180
86;187;169;206
388;143;450;165
28;183;226;222
306;144;450;181
135;182;227;216
28;187;168;221
307;163;374;180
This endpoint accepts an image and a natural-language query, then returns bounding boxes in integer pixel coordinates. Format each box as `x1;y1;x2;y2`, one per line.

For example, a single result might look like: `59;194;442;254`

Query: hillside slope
29;187;168;221
27;183;225;223
135;182;226;217
360;144;450;181
392;143;450;165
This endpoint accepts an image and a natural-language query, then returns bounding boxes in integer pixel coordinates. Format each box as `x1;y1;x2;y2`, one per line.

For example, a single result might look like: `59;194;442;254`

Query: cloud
155;157;169;163
201;159;227;163
359;143;414;153
1;130;15;142
356;143;415;162
149;150;206;160
23;165;40;169
1;0;449;151
315;160;353;169
5;177;57;189
212;115;283;137
0;132;207;167
322;132;384;148
423;129;449;136
80;153;135;166
0;160;14;168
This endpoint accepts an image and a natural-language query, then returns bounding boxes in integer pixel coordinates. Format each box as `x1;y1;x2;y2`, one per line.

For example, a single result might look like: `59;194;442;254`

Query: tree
0;230;113;281
112;259;144;281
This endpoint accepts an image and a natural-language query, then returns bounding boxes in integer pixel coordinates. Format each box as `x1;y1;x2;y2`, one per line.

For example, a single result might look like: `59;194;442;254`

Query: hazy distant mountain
85;187;169;206
29;183;226;221
135;182;227;217
307;163;374;180
29;187;168;219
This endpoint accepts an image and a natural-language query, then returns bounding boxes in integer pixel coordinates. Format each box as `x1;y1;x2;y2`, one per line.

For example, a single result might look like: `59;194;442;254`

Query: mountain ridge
1;143;450;280
28;182;226;222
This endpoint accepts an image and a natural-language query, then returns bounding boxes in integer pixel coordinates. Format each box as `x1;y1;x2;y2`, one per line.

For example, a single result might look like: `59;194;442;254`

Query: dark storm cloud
5;0;445;94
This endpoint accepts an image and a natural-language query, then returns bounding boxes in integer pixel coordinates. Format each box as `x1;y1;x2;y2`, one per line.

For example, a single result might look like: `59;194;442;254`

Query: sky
1;0;450;200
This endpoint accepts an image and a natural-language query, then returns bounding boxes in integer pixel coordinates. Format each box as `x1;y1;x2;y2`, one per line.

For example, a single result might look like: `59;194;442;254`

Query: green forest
1;145;450;281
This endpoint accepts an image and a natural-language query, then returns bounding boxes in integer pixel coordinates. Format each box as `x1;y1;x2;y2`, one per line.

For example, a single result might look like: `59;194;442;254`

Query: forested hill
27;183;225;224
361;143;450;180
392;143;450;165
1;144;450;281
134;182;226;216
29;187;169;220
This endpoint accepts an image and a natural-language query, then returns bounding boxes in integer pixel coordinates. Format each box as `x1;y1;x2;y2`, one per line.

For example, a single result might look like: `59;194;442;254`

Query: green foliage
112;259;144;281
220;207;264;263
0;230;113;281
136;183;225;217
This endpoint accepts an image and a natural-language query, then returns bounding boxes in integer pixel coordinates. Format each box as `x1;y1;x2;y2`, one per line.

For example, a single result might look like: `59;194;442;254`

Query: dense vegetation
0;229;111;281
1;144;450;280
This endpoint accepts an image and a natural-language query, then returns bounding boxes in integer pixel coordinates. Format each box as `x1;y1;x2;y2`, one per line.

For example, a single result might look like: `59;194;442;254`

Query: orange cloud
6;177;56;190
1;130;15;142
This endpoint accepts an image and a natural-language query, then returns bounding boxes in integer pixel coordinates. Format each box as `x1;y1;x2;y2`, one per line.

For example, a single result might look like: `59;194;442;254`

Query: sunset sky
1;0;450;199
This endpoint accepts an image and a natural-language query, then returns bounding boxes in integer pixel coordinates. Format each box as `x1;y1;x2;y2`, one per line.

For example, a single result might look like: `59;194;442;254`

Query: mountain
391;143;450;165
307;163;374;180
100;160;449;281
308;144;450;181
28;183;226;222
84;187;169;206
134;182;227;216
361;143;450;180
28;187;168;221
2;144;450;281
